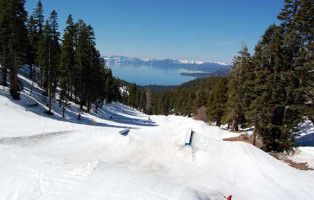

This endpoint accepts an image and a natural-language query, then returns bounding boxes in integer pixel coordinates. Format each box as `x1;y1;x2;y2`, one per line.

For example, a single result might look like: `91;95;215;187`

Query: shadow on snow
0;67;157;129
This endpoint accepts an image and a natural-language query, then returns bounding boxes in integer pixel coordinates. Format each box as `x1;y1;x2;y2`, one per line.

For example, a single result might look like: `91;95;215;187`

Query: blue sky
25;0;284;64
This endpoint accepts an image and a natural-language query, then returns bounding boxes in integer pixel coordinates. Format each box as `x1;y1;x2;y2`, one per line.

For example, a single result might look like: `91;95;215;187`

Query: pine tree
146;89;152;114
244;25;281;150
139;89;147;113
225;44;250;131
75;19;88;109
49;10;60;93
185;89;195;116
32;0;45;85
74;20;104;111
37;11;60;114
105;68;115;104
67;19;109;111
128;83;138;108
37;22;49;95
6;0;28;99
94;57;106;112
0;0;10;86
244;15;308;152
26;15;37;80
88;48;100;111
85;25;96;112
32;0;44;35
193;86;208;120
60;14;76;102
241;51;260;145
113;78;121;102
156;92;170;115
207;77;228;126
193;86;208;110
293;0;314;122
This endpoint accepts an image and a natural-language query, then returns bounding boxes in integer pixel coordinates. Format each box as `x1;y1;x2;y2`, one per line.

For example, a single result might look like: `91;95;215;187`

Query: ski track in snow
0;130;75;146
0;67;314;200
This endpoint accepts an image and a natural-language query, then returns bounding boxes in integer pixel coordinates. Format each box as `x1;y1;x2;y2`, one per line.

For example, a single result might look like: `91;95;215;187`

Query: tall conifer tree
207;78;228;126
37;11;60;114
26;15;37;80
6;0;28;99
0;0;10;86
32;0;45;84
225;44;250;131
60;14;76;102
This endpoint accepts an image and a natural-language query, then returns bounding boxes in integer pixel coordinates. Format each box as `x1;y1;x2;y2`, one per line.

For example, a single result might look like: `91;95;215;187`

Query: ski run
0;69;314;200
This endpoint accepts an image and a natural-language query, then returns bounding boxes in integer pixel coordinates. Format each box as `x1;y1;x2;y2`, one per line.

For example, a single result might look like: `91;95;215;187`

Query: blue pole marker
185;129;194;146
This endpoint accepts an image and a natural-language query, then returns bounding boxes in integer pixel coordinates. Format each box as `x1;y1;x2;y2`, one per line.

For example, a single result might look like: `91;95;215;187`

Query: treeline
128;0;313;153
0;0;120;113
126;77;220;117
225;0;313;152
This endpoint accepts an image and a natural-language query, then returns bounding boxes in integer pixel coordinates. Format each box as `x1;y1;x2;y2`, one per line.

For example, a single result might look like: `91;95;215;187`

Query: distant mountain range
104;55;231;73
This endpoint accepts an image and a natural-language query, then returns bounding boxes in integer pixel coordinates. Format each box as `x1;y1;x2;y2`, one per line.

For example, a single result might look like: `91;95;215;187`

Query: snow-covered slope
1;71;314;200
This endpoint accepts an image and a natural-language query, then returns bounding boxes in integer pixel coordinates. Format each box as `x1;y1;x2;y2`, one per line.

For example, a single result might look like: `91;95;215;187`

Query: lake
110;64;204;86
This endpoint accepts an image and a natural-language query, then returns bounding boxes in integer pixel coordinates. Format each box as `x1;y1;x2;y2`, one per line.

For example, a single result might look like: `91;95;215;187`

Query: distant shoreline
180;69;230;78
180;72;212;78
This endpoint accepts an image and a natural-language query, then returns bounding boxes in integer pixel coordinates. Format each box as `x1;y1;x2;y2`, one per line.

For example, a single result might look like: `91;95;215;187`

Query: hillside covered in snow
0;68;314;200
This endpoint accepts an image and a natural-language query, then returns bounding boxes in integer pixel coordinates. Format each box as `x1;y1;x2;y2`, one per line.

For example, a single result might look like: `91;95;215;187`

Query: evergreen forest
0;0;313;153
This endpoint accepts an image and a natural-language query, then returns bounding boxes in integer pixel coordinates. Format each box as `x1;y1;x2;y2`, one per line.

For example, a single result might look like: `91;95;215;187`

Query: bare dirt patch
224;134;313;171
223;134;263;148
269;152;313;171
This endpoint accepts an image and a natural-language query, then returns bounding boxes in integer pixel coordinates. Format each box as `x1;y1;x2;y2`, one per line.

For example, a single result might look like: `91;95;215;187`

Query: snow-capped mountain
104;56;230;71
177;59;228;66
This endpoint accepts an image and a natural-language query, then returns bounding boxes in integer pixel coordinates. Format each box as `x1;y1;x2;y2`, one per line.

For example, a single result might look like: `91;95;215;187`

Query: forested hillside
126;0;314;153
0;0;121;114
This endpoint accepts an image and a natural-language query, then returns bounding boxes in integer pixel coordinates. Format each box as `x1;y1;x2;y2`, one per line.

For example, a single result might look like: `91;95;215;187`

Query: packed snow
1;69;314;200
288;147;314;169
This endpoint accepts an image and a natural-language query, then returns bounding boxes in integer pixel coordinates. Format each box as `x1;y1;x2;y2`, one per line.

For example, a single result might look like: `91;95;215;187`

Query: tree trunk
39;65;43;88
10;53;19;100
29;62;33;80
62;106;65;118
231;118;238;131
1;44;8;86
80;98;83;110
48;46;52;114
1;64;8;86
87;99;91;113
79;59;83;110
252;121;257;146
69;77;72;101
48;89;52;113
217;118;221;127
30;81;34;96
